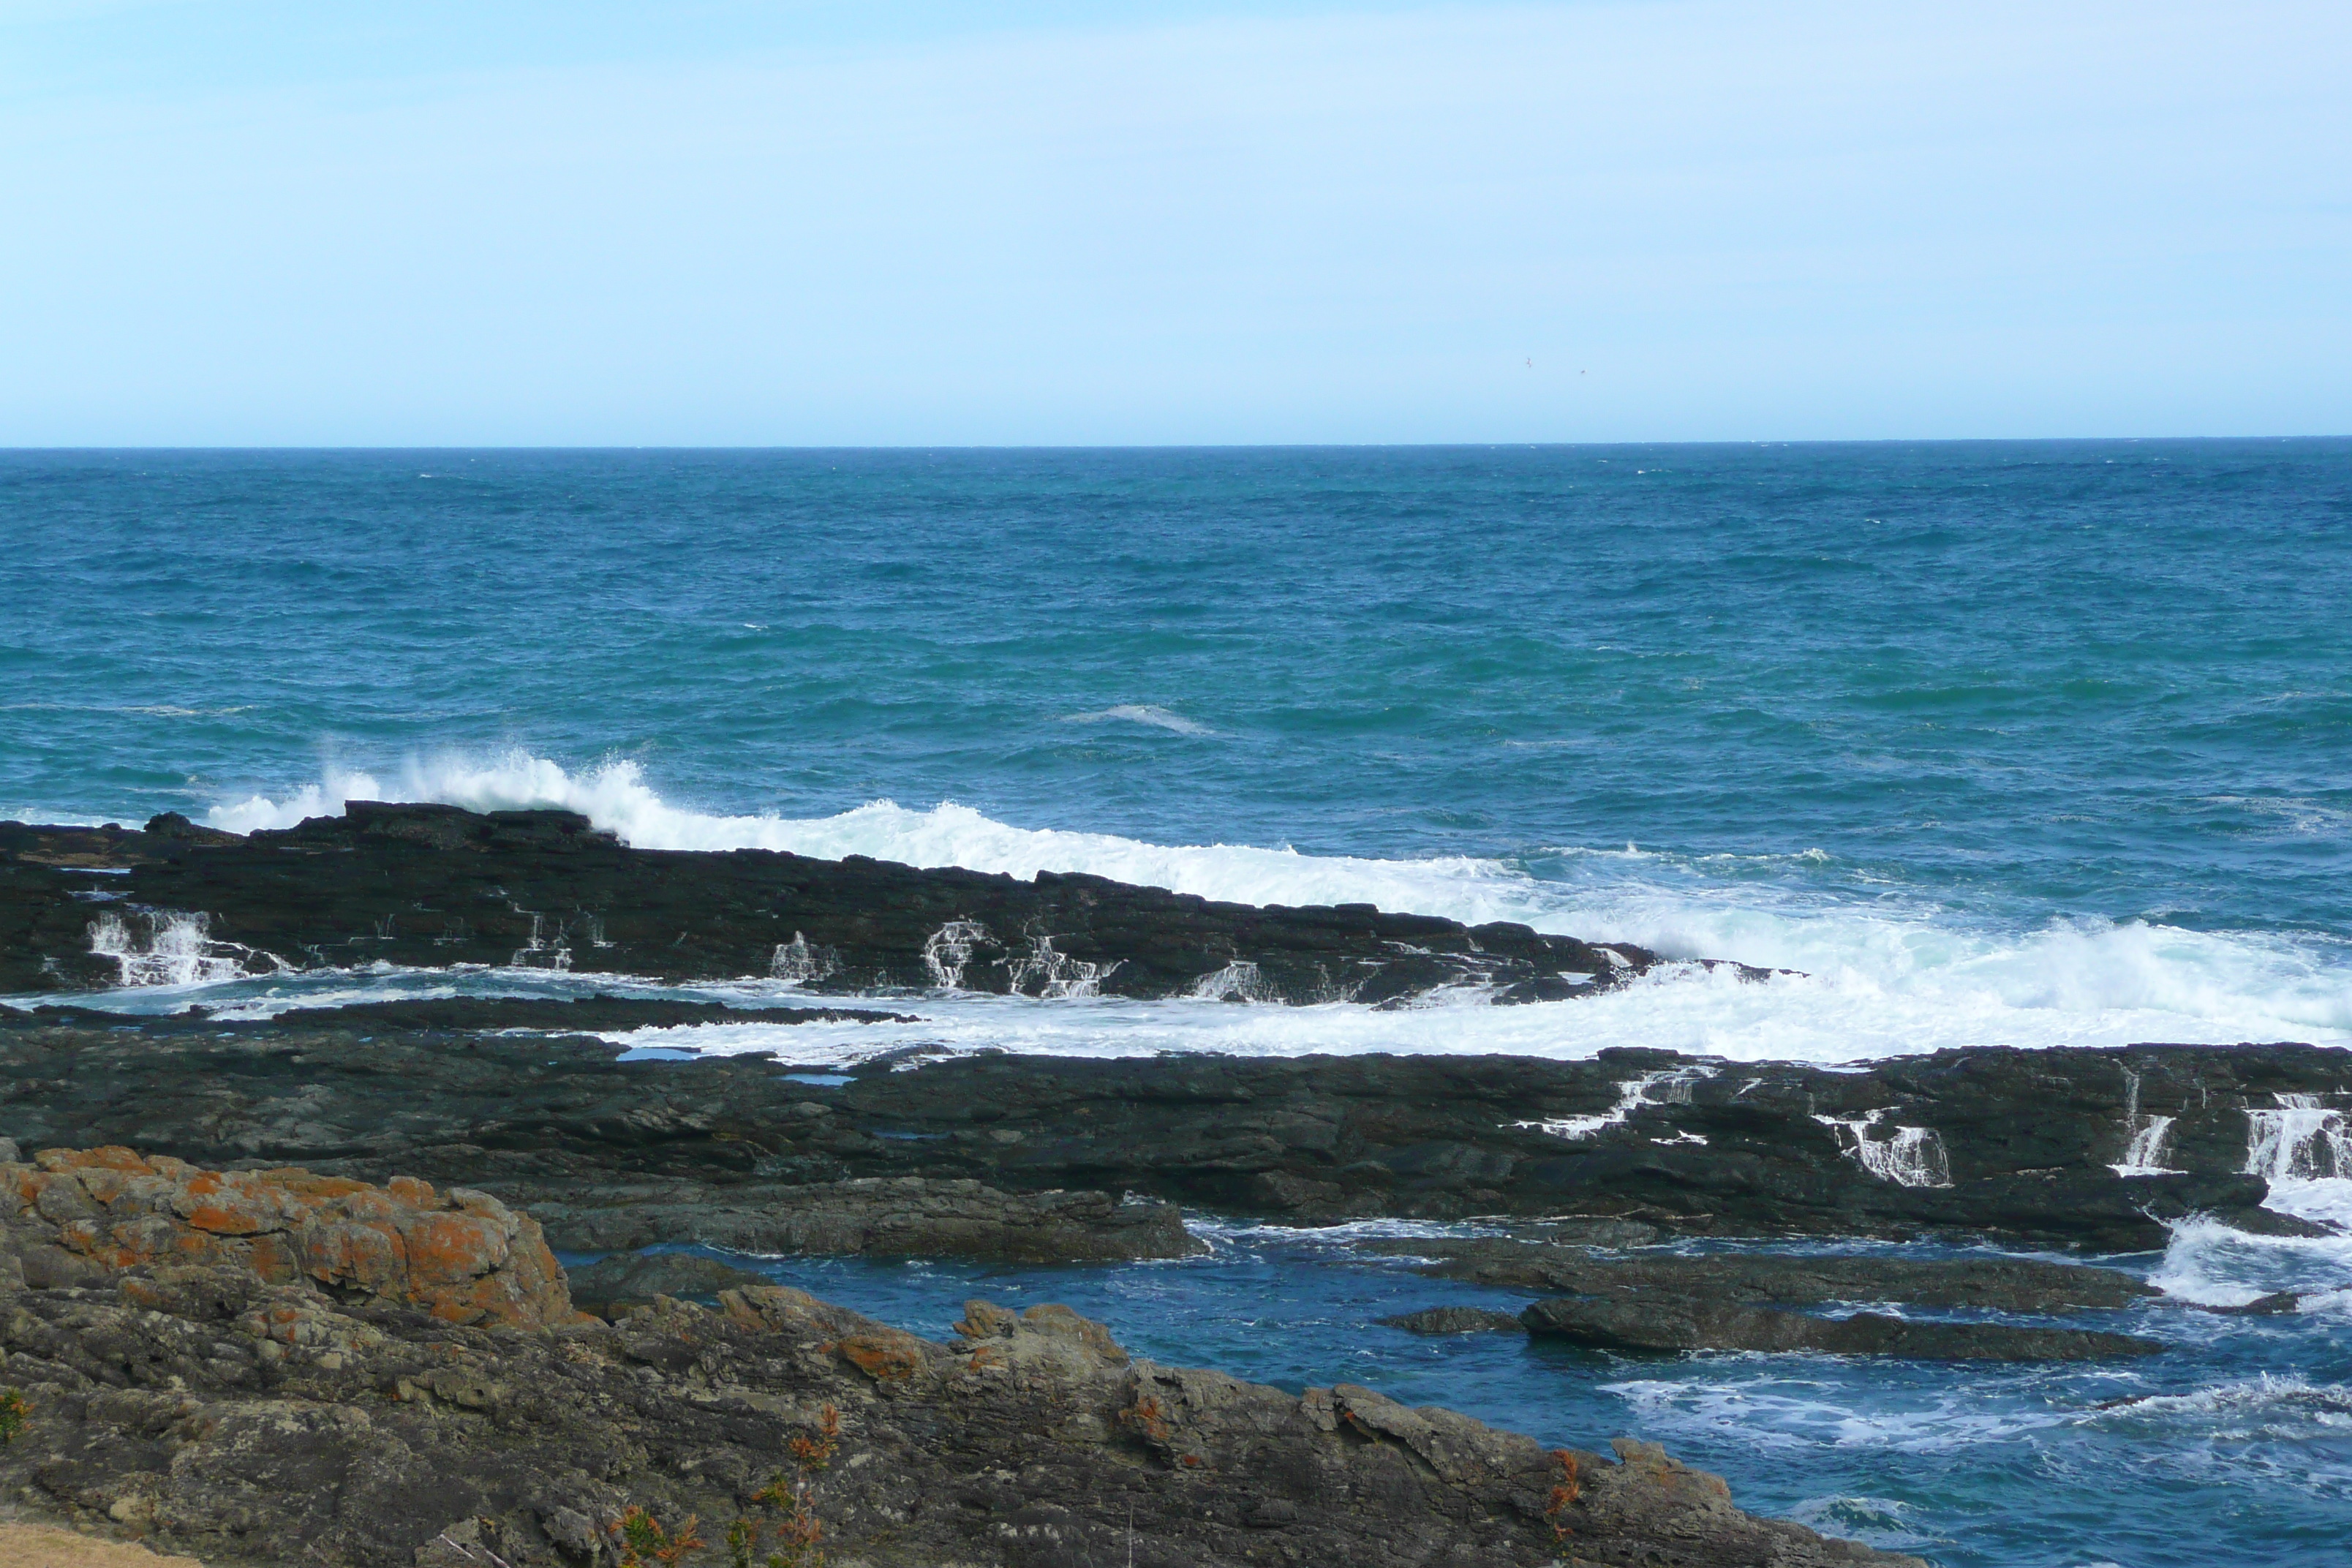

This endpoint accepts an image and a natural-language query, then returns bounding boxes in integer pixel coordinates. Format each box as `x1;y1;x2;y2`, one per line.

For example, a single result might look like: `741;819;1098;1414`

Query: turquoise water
7;442;2352;1054
7;442;2352;1564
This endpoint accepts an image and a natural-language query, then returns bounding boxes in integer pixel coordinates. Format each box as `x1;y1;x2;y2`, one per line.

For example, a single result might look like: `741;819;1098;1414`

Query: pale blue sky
4;1;2346;443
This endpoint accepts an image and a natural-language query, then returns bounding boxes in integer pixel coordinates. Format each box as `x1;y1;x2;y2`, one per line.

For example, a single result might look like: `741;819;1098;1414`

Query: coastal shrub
1544;1449;1582;1556
612;1506;705;1568
724;1403;843;1568
0;1387;28;1444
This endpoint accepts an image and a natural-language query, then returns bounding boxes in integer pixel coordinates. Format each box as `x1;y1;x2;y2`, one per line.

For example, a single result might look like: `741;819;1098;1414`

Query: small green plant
0;1387;29;1445
725;1403;842;1568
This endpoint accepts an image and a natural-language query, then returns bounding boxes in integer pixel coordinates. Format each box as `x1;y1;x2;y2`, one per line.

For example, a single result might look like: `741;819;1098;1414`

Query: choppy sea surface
6;442;2351;1564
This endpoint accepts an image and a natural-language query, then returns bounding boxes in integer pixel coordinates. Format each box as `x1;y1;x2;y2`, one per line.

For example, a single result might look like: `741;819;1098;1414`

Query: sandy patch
0;1522;206;1567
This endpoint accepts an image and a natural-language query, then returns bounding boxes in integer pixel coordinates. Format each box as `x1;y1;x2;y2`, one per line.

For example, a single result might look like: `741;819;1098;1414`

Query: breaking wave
2149;1213;2352;1310
195;751;2352;1058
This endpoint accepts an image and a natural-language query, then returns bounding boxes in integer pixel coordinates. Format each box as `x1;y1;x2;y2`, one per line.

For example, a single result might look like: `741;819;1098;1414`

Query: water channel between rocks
563;1212;2352;1568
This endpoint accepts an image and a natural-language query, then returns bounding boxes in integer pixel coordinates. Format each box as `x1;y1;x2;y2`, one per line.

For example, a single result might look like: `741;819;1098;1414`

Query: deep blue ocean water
6;442;2352;1564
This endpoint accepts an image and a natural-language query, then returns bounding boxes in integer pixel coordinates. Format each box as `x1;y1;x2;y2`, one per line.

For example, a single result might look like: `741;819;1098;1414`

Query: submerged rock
1379;1305;1530;1335
1521;1294;2165;1360
0;1150;1924;1568
1373;1239;2159;1311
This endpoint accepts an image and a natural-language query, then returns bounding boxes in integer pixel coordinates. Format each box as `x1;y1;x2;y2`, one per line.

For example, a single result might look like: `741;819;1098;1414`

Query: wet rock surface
2;1008;2341;1251
0;806;1677;1004
1518;1295;2164;1360
0;1149;1923;1568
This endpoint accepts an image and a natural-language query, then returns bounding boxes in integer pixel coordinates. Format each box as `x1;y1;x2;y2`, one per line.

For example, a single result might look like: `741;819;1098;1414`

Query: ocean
5;441;2351;1564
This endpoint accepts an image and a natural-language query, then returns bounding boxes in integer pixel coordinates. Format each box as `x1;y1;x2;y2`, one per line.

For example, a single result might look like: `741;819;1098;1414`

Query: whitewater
170;750;2352;1064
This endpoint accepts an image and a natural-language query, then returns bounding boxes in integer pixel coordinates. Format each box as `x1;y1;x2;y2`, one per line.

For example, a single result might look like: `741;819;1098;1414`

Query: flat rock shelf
2;1005;2342;1252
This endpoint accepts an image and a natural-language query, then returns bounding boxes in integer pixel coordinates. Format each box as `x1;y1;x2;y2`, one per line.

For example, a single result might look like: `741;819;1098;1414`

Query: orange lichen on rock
0;1145;582;1327
837;1332;931;1382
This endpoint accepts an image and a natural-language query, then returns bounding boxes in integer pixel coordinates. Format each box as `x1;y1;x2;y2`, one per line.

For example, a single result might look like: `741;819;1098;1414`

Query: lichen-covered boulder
0;1146;581;1327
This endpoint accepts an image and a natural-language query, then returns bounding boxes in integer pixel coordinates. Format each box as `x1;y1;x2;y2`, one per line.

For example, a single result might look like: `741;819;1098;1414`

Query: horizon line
5;434;2349;454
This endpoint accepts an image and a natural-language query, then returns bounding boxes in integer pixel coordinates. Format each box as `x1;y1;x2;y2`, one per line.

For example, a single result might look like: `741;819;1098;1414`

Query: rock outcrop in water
4;1006;2337;1252
1376;1243;2168;1360
0;1145;1921;1568
0;807;1685;1003
1518;1295;2161;1360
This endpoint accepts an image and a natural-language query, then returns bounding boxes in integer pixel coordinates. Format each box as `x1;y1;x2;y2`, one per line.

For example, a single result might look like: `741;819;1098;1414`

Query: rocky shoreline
3;810;2348;1564
0;1145;1921;1568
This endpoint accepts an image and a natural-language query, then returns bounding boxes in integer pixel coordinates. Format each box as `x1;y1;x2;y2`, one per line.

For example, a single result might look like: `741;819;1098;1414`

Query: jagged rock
1520;1294;2164;1360
0;806;1677;1003
0;1146;579;1328
2209;1289;2306;1315
0;1188;1924;1568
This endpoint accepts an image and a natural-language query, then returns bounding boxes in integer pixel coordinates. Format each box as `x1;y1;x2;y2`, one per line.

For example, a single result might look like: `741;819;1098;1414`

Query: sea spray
192;752;2352;1056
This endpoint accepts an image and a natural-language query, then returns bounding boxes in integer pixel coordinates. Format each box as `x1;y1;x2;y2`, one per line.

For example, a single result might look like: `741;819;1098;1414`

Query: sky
2;0;2347;445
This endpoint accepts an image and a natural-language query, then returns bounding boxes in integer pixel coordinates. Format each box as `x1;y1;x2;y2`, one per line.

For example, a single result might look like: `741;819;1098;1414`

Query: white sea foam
2080;1374;2352;1427
2148;1213;2352;1309
1514;1066;1711;1139
1059;704;1215;736
1599;1374;2071;1452
191;751;2352;1060
2264;1178;2352;1237
88;911;258;988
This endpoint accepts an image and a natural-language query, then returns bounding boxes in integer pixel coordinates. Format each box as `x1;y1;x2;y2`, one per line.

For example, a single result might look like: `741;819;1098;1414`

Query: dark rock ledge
4;1008;2342;1252
0;805;1716;1003
0;1145;1921;1568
